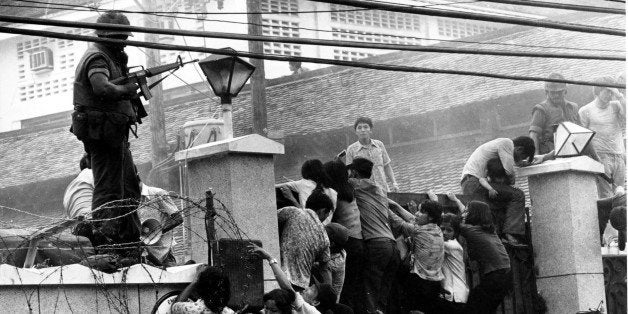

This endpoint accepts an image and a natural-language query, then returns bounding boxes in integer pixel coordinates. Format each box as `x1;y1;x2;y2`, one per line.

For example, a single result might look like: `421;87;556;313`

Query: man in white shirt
346;117;399;193
63;154;94;219
460;136;536;246
579;76;626;198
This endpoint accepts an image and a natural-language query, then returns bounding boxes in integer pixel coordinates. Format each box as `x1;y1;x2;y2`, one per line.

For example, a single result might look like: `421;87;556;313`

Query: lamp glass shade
229;59;255;95
554;121;595;157
198;51;255;99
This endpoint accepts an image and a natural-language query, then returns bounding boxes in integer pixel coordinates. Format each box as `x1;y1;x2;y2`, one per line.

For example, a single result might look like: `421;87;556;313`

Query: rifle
111;56;198;122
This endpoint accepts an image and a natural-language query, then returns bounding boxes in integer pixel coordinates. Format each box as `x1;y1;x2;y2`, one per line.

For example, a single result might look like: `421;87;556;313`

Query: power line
0;24;623;89
2;2;624;53
12;0;481;15
479;0;624;14
0;15;622;60
308;0;625;36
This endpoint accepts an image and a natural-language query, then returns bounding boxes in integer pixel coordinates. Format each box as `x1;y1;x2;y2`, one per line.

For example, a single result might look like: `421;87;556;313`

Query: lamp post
552;121;595;157
199;48;256;139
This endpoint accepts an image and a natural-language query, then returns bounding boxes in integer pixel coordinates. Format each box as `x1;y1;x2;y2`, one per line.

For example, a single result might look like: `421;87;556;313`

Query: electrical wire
307;0;625;36
479;0;624;14
0;14;623;60
11;0;482;15
0;24;623;89
2;2;625;53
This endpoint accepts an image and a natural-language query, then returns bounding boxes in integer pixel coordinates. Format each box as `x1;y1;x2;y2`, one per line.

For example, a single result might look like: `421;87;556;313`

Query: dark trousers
364;238;400;313
465;268;512;314
84;139;141;255
462;176;526;236
404;273;442;314
340;237;367;314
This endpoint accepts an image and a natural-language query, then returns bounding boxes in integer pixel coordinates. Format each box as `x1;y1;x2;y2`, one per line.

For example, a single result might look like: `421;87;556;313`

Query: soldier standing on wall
70;11;144;258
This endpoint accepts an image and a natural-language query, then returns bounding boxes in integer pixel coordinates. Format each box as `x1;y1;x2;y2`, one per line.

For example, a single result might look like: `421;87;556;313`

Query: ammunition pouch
70;108;130;146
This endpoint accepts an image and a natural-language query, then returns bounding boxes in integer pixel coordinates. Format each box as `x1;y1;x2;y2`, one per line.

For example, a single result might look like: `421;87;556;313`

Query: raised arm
388;198;414;222
447;192;466;214
249;243;295;293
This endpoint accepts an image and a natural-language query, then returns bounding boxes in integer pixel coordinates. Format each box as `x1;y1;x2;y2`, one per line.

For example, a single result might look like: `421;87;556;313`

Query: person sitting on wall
460;136;539;246
64;153;94;220
346;117;399;194
171;265;234;314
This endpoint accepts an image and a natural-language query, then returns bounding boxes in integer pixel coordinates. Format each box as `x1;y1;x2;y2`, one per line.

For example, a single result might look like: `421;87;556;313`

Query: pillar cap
174;133;284;162
518;156;604;177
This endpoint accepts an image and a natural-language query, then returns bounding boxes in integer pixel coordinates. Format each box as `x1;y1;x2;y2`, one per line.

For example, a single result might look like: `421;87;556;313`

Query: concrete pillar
518;156;606;313
174;134;284;290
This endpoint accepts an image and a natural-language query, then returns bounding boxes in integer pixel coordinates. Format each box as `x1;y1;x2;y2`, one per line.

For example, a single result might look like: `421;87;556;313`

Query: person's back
63;168;94;219
349;178;394;240
278;206;330;289
459;224;510;275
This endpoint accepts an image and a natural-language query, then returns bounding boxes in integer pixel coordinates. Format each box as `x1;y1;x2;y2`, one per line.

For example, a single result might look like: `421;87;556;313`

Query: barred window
261;0;299;15
437;18;497;38
18;75;73;102
333;49;374;61
17;37;55;59
262;19;301;56
330;4;420;31
332;28;421;45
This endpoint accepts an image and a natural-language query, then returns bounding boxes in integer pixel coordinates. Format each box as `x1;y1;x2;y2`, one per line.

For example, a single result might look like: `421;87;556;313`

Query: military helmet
95;11;133;37
544;73;567;91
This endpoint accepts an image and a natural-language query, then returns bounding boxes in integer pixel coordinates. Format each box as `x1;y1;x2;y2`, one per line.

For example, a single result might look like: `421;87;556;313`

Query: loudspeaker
218;238;264;310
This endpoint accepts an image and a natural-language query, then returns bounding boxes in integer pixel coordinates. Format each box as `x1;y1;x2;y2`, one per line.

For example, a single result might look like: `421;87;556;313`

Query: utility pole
141;0;169;186
246;0;268;136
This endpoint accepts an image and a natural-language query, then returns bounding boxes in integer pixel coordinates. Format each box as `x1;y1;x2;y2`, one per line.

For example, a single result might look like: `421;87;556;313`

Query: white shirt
441;239;469;303
579;99;625;154
281;179;338;225
292;292;320;314
63;168;94;219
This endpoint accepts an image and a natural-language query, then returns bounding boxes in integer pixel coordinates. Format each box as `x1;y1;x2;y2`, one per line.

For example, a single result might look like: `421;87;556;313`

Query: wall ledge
0;263;200;285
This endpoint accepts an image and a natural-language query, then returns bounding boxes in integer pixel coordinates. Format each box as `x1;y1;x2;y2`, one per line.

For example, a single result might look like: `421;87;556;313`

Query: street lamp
553;121;595;157
199;48;256;139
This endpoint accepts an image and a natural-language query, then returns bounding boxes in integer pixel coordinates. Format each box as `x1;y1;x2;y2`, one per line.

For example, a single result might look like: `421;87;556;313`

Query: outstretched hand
247;243;271;260
446;192;458;202
427;189;438;202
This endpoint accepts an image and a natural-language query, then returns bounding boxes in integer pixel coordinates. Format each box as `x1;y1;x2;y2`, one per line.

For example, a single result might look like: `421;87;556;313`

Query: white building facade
0;0;541;132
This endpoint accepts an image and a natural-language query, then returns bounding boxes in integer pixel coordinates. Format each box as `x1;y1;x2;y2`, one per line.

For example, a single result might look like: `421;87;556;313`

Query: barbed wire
0;191;267;313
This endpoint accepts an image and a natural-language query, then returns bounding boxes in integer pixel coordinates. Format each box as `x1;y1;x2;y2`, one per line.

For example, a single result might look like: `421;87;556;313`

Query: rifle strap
129;123;139;139
148;70;177;90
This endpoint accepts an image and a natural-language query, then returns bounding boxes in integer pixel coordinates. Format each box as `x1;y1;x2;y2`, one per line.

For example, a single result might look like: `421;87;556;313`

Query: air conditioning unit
29;47;54;72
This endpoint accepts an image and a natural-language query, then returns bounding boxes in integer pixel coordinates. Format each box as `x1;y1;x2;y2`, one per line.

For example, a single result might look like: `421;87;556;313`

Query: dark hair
347;157;373;179
353;117;373;130
441;213;461;239
324;160;354;202
315;283;338;312
306;187;334;216
196;266;231;312
486;157;511;184
420;200;443;225
301;159;331;188
263;288;295;314
512;136;535;163
79;153;91;170
465;201;495;233
593;76;615;96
